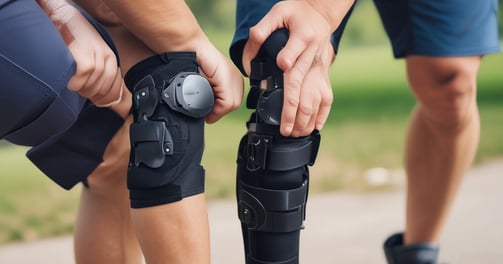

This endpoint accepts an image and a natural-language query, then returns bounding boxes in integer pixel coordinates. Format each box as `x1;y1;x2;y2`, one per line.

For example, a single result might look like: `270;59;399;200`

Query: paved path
1;160;502;263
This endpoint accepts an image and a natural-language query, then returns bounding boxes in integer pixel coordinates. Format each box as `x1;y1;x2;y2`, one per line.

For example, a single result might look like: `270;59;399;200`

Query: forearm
306;0;355;31
100;0;207;53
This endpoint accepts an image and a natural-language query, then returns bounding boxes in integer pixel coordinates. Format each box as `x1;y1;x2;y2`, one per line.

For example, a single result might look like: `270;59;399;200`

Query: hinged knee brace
124;52;214;208
236;29;321;264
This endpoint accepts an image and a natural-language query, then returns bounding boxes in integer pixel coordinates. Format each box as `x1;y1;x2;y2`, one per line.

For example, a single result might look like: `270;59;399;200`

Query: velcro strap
242;180;307;211
267;140;314;171
237;179;308;232
246;130;320;172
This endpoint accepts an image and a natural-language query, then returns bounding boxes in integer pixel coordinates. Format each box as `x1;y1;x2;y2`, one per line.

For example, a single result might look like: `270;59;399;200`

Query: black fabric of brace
237;126;319;233
124;52;209;208
237;178;308;233
125;53;199;169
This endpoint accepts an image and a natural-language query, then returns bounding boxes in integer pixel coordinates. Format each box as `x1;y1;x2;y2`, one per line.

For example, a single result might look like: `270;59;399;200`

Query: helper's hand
37;0;124;107
242;0;352;137
195;37;244;124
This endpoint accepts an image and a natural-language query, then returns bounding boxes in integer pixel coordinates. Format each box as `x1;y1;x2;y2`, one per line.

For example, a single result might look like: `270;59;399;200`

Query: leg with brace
124;52;214;208
236;29;321;264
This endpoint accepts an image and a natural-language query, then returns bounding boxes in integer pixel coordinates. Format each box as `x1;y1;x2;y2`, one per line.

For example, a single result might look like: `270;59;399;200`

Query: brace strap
237;178;308;232
246;130;321;171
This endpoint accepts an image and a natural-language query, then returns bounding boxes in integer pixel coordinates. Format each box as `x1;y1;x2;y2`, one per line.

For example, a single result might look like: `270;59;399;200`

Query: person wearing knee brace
230;0;499;263
76;1;244;263
1;0;244;263
0;0;142;263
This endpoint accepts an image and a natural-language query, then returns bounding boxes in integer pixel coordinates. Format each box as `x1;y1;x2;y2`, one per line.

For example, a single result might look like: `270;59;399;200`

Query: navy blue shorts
373;0;500;58
0;0;124;189
230;0;500;67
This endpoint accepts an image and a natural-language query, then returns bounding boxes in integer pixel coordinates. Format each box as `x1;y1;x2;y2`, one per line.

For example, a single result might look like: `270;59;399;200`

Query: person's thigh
373;0;500;58
0;0;84;146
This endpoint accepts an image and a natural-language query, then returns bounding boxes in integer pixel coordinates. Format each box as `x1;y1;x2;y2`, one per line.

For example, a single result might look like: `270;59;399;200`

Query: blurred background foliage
0;0;501;245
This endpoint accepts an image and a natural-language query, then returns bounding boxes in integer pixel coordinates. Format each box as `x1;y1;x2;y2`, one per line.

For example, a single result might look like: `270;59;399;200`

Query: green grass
0;146;80;244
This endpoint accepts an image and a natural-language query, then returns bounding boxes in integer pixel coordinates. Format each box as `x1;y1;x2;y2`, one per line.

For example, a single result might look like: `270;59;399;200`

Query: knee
408;57;480;128
85;117;132;193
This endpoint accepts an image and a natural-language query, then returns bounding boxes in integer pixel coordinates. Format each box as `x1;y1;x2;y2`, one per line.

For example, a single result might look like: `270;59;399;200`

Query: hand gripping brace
236;29;321;264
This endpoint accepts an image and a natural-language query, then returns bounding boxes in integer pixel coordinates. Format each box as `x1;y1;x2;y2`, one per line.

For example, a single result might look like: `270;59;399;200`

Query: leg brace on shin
124;52;214;208
236;29;320;264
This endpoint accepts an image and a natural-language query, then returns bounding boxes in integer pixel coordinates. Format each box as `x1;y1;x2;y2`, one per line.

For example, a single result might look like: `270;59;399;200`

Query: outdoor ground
1;159;502;264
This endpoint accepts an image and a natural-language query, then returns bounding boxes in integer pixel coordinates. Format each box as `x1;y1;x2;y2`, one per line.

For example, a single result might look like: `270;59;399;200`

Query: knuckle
77;59;95;75
231;98;241;111
298;103;314;116
249;27;268;43
321;89;333;104
285;95;300;107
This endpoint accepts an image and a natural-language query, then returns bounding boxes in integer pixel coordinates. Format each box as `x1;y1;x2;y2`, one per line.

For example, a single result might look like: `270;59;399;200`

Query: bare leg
131;194;211;264
74;115;143;264
72;15;151;263
404;56;481;244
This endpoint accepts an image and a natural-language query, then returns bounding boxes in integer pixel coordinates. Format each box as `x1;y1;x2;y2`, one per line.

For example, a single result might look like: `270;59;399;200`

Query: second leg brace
236;29;321;264
237;123;320;263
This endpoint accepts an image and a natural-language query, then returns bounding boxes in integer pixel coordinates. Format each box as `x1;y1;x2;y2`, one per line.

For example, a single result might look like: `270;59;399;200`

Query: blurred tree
186;0;233;29
186;0;215;21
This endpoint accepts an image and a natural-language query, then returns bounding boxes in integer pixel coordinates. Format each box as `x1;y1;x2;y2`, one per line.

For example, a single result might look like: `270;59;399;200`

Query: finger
242;27;268;75
206;74;243;124
280;46;318;136
68;50;104;100
315;78;333;131
290;71;321;137
276;31;312;72
66;46;93;93
92;57;123;106
242;5;286;75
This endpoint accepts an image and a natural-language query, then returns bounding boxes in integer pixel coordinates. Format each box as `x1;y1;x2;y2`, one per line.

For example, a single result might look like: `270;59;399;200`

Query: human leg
128;195;210;264
230;1;355;263
121;48;214;263
62;7;143;264
373;0;499;262
404;55;481;243
74;115;143;264
383;55;482;264
0;1;140;262
75;4;214;258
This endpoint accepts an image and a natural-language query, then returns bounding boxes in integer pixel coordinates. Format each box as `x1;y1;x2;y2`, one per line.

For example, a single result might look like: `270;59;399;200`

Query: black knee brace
124;52;214;208
236;29;321;264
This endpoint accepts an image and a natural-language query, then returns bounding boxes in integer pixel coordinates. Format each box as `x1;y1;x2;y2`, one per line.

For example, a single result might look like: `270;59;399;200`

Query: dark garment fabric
231;0;500;66
0;0;123;189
